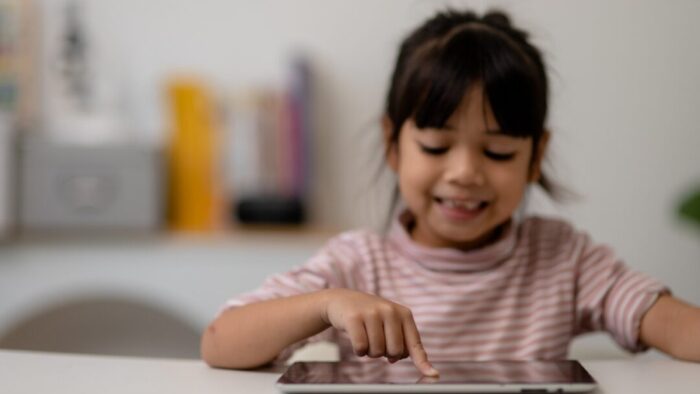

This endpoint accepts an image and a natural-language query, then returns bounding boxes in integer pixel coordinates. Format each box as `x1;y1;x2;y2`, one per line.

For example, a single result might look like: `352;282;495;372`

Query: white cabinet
0;233;326;357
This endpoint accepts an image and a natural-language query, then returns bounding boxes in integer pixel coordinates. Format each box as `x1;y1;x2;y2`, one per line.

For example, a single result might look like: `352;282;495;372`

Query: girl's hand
320;288;439;377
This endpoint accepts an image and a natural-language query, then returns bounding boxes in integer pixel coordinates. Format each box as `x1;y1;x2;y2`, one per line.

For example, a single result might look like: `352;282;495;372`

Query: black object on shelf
234;195;305;225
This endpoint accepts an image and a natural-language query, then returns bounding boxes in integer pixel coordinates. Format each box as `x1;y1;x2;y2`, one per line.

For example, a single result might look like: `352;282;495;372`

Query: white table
1;349;699;394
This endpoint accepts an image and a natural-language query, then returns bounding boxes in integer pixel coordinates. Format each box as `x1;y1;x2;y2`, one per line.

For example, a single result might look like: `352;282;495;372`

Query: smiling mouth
434;197;489;219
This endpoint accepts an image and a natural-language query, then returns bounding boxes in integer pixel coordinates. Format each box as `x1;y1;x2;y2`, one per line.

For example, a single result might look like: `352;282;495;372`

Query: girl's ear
382;115;399;172
528;130;550;182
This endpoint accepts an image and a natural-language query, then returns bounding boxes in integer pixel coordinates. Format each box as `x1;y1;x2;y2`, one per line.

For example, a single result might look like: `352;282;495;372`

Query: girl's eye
484;150;516;161
419;144;449;155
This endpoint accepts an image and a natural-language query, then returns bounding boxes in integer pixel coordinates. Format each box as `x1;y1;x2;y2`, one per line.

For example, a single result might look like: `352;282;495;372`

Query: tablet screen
278;360;596;385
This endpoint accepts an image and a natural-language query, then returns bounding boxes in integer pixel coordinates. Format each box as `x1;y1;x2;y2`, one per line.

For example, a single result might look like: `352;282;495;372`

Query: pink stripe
416;301;572;329
419;313;572;338
423;319;573;349
577;254;615;290
393;281;574;312
577;259;621;307
425;323;572;357
620;293;649;348
610;274;655;347
373;263;574;294
380;273;573;301
608;273;648;332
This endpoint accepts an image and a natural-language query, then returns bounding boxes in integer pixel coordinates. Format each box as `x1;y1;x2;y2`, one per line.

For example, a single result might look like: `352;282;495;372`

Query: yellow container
166;78;220;232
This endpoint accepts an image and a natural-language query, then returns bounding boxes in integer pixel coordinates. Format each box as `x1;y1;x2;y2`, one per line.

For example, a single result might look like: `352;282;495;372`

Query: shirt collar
388;210;518;272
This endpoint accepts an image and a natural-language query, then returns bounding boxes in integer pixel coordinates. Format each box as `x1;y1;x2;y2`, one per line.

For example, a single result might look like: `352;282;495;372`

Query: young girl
201;9;700;376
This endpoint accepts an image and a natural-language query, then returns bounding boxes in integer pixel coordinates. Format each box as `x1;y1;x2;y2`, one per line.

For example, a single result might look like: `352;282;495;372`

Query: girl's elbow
200;322;271;369
201;323;224;367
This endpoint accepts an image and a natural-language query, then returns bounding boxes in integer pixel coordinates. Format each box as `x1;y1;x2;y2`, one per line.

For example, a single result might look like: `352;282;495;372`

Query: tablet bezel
276;360;597;393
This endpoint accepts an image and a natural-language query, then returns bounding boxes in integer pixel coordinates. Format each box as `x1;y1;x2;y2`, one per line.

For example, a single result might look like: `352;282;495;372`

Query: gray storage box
19;139;163;232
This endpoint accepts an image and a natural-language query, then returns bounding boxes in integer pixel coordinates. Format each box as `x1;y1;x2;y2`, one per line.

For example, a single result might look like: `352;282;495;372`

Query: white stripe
414;295;573;322
422;319;573;351
419;312;572;337
611;274;654;348
401;285;574;315
374;264;573;296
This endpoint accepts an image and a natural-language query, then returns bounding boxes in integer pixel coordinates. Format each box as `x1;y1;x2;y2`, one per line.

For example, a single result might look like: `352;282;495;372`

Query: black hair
383;9;562;218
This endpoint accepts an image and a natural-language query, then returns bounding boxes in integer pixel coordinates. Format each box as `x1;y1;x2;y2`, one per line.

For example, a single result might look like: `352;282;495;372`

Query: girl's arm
640;294;700;361
201;288;437;375
201;290;331;369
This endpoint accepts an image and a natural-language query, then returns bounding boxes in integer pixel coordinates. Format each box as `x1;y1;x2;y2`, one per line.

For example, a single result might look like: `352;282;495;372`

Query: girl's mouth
434;197;488;220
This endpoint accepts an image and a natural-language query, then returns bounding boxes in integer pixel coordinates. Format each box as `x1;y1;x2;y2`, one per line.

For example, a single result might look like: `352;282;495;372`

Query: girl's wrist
316;288;338;326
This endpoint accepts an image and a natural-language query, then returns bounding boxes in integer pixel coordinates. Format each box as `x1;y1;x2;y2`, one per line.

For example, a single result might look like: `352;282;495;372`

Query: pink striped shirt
224;213;667;362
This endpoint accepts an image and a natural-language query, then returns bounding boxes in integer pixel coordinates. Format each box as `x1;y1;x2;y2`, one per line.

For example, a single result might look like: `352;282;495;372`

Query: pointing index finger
402;314;439;377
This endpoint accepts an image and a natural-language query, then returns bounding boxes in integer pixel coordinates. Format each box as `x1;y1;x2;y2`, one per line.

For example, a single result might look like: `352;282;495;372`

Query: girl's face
387;85;548;250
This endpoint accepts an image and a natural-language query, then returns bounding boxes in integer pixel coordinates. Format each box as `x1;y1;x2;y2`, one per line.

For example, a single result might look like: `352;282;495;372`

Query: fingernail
426;367;439;377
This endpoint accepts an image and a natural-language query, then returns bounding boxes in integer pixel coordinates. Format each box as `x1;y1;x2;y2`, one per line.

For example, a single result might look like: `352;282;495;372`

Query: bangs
400;26;546;138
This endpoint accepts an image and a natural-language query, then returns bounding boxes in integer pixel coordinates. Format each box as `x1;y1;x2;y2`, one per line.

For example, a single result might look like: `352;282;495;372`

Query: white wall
36;0;700;303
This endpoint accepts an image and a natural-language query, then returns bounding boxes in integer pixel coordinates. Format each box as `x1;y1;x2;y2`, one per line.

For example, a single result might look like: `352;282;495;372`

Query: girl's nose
445;150;485;186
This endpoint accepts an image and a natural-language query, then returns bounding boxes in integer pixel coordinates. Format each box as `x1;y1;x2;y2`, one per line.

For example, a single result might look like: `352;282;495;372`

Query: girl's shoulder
321;227;388;257
519;215;577;235
330;227;384;244
517;215;583;250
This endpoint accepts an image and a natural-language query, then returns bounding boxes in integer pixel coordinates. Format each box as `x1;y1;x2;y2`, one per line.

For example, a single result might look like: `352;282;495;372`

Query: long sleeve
218;232;363;362
573;232;669;352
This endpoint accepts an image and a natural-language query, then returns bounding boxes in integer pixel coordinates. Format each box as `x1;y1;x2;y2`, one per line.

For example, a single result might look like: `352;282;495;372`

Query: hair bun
483;10;530;41
483;11;512;28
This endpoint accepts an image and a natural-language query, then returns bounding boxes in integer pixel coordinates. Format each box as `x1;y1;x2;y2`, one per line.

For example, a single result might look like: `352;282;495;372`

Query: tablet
276;360;597;393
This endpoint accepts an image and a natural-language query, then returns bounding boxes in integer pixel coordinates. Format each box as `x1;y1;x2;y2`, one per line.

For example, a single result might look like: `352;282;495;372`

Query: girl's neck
407;216;511;252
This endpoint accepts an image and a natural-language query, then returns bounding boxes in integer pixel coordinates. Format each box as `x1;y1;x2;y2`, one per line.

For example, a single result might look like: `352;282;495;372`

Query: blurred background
0;0;698;361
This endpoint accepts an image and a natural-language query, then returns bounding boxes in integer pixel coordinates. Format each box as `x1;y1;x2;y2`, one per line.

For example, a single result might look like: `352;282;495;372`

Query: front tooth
465;201;480;210
445;199;480;210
